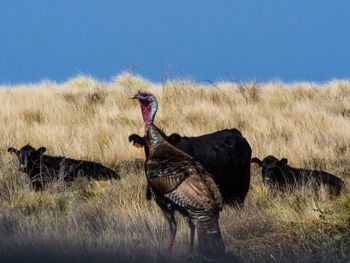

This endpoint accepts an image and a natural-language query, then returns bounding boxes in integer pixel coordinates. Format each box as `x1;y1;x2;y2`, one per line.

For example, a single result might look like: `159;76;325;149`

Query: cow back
171;129;252;204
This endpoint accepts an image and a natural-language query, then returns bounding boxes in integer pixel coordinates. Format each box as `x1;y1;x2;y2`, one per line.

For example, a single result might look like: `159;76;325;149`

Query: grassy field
0;73;349;262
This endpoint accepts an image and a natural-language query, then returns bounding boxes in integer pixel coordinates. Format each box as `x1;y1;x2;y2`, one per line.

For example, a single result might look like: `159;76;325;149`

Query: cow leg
146;184;152;200
32;181;43;191
161;208;177;257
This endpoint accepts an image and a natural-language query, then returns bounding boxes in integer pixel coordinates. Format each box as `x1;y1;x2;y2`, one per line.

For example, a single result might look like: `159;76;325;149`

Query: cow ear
128;134;145;148
37;147;46;154
251;157;262;167
168;133;181;144
8;147;18;156
279;158;288;165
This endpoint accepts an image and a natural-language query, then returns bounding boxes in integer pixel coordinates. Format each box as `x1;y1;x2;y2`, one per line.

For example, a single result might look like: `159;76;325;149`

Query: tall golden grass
0;73;349;262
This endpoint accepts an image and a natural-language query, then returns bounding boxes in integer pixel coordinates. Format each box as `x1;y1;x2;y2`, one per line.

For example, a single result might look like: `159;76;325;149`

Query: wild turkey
132;91;225;260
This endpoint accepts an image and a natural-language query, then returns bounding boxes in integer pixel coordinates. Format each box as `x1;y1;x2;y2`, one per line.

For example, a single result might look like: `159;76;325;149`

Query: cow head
8;145;46;173
251;155;288;184
128;134;145;148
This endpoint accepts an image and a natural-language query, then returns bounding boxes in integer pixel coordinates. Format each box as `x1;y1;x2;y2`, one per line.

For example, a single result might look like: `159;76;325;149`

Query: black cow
129;128;252;205
251;155;345;195
8;145;119;191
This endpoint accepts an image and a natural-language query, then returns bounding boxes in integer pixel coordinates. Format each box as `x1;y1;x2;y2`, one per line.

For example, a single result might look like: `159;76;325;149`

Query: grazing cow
8;145;119;191
129;128;252;205
251;155;345;195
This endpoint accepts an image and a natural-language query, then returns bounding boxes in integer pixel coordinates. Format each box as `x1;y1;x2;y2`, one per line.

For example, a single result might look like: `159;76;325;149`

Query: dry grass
0;74;349;262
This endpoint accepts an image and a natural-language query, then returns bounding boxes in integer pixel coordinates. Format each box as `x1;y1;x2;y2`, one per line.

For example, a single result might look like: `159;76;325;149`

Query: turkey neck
140;99;170;158
140;98;157;134
146;124;168;156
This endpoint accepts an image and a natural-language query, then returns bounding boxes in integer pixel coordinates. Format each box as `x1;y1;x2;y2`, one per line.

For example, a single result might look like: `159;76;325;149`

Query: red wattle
140;101;152;134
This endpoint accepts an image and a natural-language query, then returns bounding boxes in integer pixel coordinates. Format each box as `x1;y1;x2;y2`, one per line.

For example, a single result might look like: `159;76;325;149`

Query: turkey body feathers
147;157;222;212
146;124;225;259
146;125;222;212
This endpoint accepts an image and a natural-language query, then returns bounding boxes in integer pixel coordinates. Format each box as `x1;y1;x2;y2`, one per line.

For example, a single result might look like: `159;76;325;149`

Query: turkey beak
131;94;141;100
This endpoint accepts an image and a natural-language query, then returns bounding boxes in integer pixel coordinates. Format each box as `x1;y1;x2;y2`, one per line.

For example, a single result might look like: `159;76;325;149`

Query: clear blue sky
0;0;349;84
